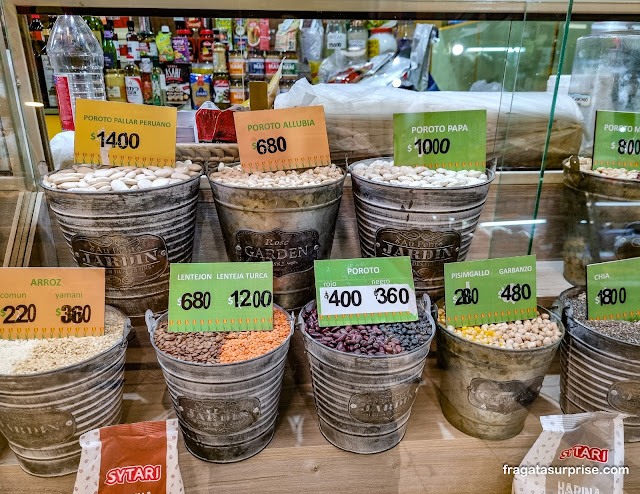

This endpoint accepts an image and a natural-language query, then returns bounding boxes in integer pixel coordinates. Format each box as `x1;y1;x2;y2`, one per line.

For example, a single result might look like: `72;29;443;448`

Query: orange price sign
0;267;105;340
233;106;331;172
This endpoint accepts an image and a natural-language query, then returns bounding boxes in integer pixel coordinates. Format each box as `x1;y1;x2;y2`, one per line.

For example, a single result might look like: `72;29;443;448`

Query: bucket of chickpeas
434;302;564;440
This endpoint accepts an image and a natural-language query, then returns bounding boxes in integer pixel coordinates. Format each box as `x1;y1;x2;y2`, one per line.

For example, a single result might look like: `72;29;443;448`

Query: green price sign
586;258;640;321
444;255;537;327
314;257;418;327
593;110;640;170
393;110;486;170
168;262;273;332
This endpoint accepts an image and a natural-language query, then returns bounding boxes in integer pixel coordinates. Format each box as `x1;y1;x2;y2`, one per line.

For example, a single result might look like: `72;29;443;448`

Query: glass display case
0;0;638;493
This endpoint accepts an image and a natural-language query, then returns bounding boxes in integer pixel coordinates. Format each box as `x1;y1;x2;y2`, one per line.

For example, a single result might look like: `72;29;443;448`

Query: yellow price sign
0;267;106;340
233;106;331;172
74;99;177;168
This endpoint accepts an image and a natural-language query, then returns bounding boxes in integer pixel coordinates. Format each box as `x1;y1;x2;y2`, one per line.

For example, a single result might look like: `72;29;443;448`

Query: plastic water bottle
47;15;105;131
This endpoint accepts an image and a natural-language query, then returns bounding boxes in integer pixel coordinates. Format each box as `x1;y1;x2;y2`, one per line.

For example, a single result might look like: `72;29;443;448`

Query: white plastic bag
512;412;625;494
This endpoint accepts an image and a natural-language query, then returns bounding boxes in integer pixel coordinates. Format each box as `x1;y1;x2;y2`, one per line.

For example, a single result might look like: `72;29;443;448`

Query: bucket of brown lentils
146;305;294;462
299;294;435;454
0;306;130;477
435;301;564;440
556;286;640;442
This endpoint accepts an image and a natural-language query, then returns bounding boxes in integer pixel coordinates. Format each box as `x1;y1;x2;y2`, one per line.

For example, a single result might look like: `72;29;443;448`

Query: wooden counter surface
1;325;638;493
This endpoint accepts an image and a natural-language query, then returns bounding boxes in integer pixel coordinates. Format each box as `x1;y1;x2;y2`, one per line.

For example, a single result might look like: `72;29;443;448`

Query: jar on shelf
213;71;230;109
279;79;295;94
368;27;396;59
281;52;299;80
265;51;282;78
247;51;265;78
228;50;245;79
230;79;248;105
213;41;227;72
198;29;214;62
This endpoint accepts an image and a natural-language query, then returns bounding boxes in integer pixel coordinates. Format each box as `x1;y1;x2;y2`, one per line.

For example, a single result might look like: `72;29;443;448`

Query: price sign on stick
586;258;640;321
593;110;640;170
314;257;418;328
74;99;177;167
444;255;537;327
0;267;105;340
233;106;331;172
393;110;486;170
168;262;273;332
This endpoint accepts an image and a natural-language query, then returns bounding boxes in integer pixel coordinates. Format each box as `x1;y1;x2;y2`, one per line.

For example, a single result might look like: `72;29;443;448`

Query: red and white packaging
512;412;625;494
54;75;75;131
73;419;184;494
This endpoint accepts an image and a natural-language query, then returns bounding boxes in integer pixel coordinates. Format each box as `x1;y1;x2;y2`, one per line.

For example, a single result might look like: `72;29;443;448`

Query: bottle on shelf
84;16;103;45
139;17;158;63
157;25;174;63
29;14;48;104
103;21;118;69
29;14;44;44
347;20;368;63
123;55;143;104
151;61;163;105
325;20;347;57
126;20;140;62
140;57;154;105
47;15;106;130
105;68;127;102
396;20;414;58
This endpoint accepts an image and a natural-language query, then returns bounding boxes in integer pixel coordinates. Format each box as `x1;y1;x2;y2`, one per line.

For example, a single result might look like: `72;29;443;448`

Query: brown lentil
153;308;291;364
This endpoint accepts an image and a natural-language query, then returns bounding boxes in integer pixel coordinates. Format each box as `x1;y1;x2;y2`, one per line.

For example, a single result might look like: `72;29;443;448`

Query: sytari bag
74;419;184;494
513;412;625;494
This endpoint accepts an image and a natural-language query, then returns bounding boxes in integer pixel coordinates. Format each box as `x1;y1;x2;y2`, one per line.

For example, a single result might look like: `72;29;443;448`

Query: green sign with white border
314;257;418;328
586;258;640;321
593;110;640;170
443;255;537;327
168;262;273;332
393;110;486;170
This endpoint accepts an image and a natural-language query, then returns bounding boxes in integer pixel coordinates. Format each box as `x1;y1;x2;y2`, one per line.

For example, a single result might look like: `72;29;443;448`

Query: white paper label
318;284;417;318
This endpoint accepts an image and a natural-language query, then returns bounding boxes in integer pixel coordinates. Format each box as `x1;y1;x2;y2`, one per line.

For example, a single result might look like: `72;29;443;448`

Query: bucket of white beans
208;162;346;310
349;158;494;301
40;162;202;323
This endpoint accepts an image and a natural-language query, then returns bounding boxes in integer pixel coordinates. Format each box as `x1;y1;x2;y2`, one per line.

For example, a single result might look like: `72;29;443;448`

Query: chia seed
569;292;640;345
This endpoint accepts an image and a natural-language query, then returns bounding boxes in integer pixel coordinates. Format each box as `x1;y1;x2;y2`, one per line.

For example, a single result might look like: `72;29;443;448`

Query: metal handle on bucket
145;309;161;336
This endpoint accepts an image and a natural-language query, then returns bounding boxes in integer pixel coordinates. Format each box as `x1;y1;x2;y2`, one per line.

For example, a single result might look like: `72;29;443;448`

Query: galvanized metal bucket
299;295;435;454
563;156;640;286
435;304;563;440
146;306;294;462
0;306;130;477
349;158;494;301
555;287;640;442
41;168;201;324
208;167;345;310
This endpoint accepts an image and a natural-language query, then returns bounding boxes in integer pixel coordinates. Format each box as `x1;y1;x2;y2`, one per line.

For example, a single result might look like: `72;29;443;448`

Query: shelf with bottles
29;14;438;115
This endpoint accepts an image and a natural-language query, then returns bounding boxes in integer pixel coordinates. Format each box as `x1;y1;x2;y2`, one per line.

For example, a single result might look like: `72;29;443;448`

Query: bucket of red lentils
435;302;564;440
0;306;130;477
145;305;294;462
299;295;435;454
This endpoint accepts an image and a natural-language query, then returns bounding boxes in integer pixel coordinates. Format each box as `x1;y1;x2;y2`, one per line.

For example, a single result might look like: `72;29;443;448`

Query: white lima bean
41;161;203;192
351;159;489;187
578;156;640;180
209;163;344;187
